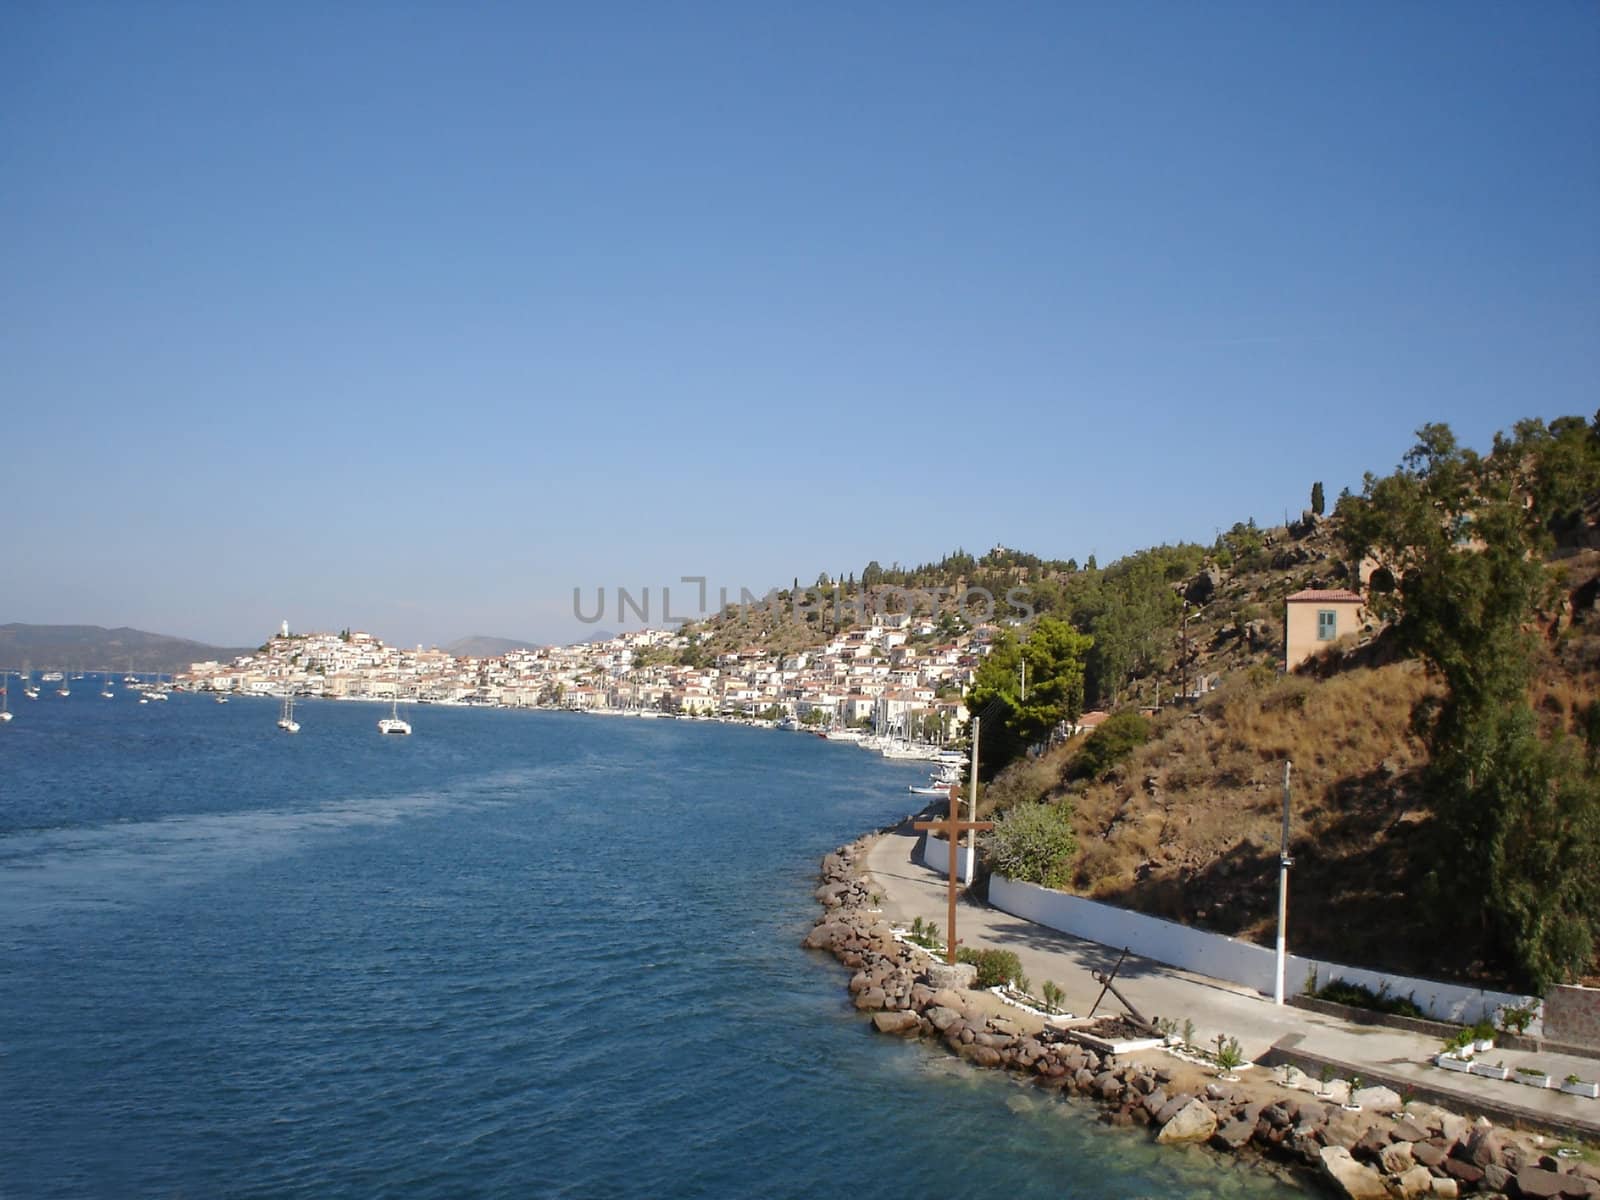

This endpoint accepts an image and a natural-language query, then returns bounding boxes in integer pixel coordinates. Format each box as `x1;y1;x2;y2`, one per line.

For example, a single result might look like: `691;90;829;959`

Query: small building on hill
1284;588;1365;671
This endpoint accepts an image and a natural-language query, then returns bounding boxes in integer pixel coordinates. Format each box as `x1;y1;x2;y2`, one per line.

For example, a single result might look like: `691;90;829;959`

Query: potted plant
1513;1065;1552;1089
1470;1019;1496;1054
1214;1035;1245;1081
1435;1030;1475;1072
1470;1059;1511;1081
1316;1063;1337;1095
1561;1074;1600;1099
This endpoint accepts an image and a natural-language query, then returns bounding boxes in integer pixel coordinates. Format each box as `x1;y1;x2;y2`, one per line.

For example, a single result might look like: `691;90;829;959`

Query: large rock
1185;569;1220;604
924;1005;962;1033
852;986;887;1011
1517;1165;1597;1199
871;1011;920;1036
1464;1125;1504;1169
926;962;977;990
1391;1165;1433;1200
1155;1098;1218;1145
802;922;852;951
1379;1141;1415;1175
1317;1146;1389;1200
1211;1118;1256;1151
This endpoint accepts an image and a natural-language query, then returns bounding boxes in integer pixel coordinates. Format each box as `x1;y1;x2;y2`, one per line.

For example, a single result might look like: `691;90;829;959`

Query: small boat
215;694;229;704
101;676;115;699
277;688;300;734
909;784;948;795
1;680;12;723
57;676;70;698
378;694;411;736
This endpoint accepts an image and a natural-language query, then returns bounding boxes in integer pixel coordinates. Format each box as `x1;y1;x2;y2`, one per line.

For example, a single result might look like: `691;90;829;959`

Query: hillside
974;416;1600;991
444;635;541;657
0;624;254;675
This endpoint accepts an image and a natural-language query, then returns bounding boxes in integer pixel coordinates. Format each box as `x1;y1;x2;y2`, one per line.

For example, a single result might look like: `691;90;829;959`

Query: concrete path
861;819;1600;1139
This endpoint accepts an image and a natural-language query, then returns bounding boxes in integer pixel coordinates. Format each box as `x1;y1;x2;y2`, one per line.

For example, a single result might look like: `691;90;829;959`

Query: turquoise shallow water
0;690;1309;1198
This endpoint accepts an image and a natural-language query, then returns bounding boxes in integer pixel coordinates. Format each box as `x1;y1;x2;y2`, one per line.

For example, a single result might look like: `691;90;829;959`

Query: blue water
0;690;1307;1198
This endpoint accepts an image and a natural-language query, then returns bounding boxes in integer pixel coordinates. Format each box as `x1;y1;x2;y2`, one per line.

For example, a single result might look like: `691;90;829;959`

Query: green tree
982;800;1077;888
1340;418;1600;989
966;617;1092;776
1311;480;1325;516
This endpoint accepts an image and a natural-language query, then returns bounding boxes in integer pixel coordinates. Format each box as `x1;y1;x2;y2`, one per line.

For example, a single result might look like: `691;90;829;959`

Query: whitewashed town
175;614;1069;751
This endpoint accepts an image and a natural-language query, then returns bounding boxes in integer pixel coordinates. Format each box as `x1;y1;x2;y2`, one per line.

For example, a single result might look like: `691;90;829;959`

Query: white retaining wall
988;874;1538;1028
917;834;976;884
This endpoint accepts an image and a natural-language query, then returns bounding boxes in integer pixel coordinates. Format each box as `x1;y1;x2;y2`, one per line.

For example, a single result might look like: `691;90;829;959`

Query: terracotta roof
1286;589;1363;602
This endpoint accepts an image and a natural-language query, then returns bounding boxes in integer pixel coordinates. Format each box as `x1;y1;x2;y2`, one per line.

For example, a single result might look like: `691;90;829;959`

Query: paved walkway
862;819;1600;1139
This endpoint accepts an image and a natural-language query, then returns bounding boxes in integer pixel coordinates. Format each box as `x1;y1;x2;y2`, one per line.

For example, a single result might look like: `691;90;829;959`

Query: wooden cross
914;784;993;964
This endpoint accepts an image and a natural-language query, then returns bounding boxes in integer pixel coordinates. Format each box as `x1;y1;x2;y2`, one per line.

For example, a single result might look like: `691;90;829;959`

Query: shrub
1314;979;1425;1019
956;947;1023;989
1064;712;1151;782
983;800;1077;888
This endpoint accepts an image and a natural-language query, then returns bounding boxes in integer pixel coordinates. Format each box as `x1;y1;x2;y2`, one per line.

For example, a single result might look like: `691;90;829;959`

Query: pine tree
1311;480;1325;515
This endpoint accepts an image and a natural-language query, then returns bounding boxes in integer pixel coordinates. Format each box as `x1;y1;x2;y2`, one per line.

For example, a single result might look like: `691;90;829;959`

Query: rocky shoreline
805;836;1600;1200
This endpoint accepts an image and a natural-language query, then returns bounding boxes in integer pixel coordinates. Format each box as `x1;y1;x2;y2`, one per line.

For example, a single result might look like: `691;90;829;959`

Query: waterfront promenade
861;820;1600;1140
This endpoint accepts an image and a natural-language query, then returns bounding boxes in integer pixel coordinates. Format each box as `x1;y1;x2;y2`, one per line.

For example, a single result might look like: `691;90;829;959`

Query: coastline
804;830;1600;1200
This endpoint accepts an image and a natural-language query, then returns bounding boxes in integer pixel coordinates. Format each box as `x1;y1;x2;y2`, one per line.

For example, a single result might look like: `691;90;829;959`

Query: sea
0;685;1309;1198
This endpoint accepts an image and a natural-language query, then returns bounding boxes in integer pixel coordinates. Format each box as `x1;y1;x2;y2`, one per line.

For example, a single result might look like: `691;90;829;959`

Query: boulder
1154;1094;1193;1126
1156;1099;1218;1145
1391;1164;1434;1200
924;1006;962;1032
1379;1141;1415;1175
852;986;886;1011
1211;1118;1256;1152
1464;1125;1503;1169
1410;1140;1447;1169
1185;570;1220;604
1391;1118;1427;1142
1430;1179;1459;1200
926;962;977;990
958;1042;1002;1068
1441;1159;1482;1187
1517;1166;1593;1199
871;1011;921;1036
928;988;968;1013
801;922;852;950
1317;1146;1389;1200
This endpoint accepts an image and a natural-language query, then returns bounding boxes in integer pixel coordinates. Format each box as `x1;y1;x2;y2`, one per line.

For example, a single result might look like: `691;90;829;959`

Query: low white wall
917;834;975;884
988;874;1538;1027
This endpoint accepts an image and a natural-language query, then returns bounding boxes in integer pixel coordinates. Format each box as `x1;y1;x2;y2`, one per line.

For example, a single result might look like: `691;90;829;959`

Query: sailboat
101;672;115;699
57;671;70;698
378;691;411;736
277;685;300;734
23;664;39;701
1;677;12;723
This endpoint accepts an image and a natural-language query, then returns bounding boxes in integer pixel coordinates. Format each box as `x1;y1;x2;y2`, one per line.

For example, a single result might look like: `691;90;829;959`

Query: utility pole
1274;760;1293;1005
965;715;980;882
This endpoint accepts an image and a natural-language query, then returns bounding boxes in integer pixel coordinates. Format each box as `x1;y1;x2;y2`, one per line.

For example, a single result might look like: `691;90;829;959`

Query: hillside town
176;615;989;738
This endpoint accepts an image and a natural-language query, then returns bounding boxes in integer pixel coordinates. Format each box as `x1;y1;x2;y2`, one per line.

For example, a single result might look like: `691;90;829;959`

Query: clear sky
4;2;1596;649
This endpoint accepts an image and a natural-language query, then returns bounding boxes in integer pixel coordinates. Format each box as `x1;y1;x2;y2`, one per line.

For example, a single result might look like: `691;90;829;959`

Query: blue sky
4;2;1596;648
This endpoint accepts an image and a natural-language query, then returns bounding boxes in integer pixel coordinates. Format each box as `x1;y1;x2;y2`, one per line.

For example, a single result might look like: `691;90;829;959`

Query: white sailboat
378;692;411;736
277;686;300;734
57;671;70;698
23;664;39;701
101;673;115;699
1;677;12;723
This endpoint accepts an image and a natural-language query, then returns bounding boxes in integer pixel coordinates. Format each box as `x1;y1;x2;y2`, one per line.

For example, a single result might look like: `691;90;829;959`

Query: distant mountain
444;635;541;657
0;624;255;674
569;629;617;645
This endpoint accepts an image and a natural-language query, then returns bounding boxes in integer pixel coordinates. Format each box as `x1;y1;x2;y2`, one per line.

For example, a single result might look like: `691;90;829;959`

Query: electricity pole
1274;761;1293;1005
